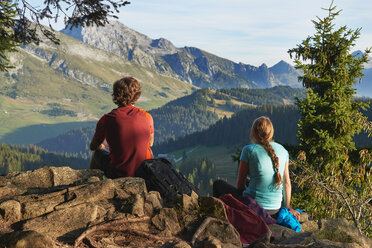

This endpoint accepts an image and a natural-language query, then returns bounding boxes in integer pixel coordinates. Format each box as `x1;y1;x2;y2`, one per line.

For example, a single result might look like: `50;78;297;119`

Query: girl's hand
289;208;300;220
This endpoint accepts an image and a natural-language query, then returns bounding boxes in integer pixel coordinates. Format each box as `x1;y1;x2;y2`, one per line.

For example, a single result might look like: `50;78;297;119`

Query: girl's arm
283;161;300;220
283;161;291;209
236;160;249;191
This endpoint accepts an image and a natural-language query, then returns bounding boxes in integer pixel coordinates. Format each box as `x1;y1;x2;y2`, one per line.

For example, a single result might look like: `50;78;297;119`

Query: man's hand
90;137;107;151
98;143;106;150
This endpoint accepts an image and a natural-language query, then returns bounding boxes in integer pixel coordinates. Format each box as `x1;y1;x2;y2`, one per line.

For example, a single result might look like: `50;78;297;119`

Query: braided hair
250;116;282;188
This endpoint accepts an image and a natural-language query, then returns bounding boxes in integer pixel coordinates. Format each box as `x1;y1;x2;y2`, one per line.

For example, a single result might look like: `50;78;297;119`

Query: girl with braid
213;116;300;219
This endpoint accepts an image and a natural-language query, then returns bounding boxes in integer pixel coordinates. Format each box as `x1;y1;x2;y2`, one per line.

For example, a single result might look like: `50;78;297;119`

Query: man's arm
147;112;154;147
90;137;106;151
90;116;106;151
149;133;154;147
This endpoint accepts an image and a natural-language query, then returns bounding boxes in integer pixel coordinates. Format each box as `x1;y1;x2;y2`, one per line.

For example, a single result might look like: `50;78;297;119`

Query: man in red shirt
89;76;154;178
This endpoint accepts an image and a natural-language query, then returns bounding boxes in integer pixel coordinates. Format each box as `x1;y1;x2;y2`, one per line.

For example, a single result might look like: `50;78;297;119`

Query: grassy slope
0;31;196;145
205;90;254;118
158;86;303;118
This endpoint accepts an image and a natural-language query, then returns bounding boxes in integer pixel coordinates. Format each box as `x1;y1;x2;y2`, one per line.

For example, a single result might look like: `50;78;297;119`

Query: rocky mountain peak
61;21;177;56
259;63;269;69
150;38;176;52
270;60;296;74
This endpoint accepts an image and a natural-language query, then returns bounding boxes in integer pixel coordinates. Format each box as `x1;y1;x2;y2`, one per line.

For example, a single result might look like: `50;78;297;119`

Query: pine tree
288;1;372;236
0;1;19;71
288;2;371;174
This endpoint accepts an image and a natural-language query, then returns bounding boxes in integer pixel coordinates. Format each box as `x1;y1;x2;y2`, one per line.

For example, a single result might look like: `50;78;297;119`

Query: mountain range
61;21;303;89
1;20;370;146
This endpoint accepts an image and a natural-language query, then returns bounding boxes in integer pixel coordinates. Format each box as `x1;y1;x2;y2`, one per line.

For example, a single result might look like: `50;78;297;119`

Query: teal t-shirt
239;142;289;210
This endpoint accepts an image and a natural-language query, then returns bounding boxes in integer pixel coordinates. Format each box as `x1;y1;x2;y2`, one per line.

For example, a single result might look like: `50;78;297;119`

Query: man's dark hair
112;77;142;107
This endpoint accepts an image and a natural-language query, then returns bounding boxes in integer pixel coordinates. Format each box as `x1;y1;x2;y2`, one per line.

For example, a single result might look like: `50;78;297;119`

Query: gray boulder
152;208;182;235
0;200;21;223
22;202;101;239
318;218;372;248
0;230;55;248
0;167;104;189
191;217;241;248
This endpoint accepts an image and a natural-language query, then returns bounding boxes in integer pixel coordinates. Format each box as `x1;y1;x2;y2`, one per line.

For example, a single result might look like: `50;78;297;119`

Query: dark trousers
91;149;124;178
213;179;242;199
213;179;279;218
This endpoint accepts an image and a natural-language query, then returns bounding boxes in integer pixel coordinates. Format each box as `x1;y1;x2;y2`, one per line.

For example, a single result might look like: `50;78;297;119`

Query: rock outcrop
0;167;371;248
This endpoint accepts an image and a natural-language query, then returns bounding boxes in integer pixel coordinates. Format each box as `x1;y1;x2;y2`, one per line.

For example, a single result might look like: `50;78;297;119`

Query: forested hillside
178;158;217;196
154;105;299;154
0;144;89;175
37;86;305;157
217;86;305;105
154;101;372;154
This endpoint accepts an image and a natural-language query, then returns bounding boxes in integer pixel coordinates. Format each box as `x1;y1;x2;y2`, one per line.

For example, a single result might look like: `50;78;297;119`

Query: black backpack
135;158;199;201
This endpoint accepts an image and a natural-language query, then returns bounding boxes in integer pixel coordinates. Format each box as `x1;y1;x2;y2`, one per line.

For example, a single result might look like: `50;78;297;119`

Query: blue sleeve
240;145;251;162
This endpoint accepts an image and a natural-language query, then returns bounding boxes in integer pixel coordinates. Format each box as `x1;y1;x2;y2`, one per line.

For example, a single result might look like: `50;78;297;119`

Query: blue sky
32;0;372;67
116;0;372;67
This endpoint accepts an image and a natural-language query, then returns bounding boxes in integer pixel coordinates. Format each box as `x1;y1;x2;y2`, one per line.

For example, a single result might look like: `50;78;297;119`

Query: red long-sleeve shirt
93;105;154;177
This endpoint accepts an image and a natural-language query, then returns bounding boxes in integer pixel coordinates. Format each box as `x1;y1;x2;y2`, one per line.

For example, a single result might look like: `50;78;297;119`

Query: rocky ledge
0;167;371;248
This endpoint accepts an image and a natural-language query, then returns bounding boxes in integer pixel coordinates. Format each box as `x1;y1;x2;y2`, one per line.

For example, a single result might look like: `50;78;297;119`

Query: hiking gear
135;158;198;200
277;207;301;232
213;180;277;225
220;194;271;245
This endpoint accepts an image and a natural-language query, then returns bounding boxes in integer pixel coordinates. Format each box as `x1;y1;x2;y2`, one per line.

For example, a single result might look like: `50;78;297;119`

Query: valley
0;20;370;194
2;20;371;147
0;28;196;144
36;86;306;157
